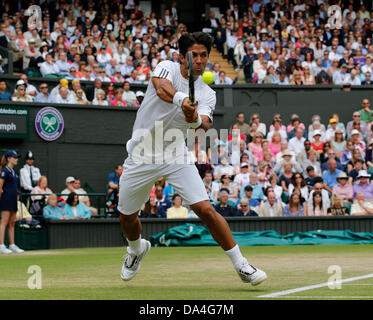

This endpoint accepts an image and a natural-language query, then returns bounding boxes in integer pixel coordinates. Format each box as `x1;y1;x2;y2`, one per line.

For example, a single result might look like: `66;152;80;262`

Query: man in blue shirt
322;159;342;193
154;185;171;218
0;80;11;100
34;83;51;103
120;56;134;78
242;185;260;207
55;52;71;76
240;173;264;202
107;164;123;202
321;150;343;171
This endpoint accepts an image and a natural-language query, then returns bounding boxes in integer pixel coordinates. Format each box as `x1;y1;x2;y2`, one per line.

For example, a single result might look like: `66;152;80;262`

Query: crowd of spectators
1;0;373;95
204;0;373;85
136;103;373;218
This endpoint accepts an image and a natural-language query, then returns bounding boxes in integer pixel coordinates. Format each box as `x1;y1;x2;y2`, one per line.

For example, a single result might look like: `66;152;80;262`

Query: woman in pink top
332;173;353;203
110;89;128;107
269;132;282;160
16;29;28;50
248;132;263;165
286;114;306;133
269;115;286;132
257;139;270;162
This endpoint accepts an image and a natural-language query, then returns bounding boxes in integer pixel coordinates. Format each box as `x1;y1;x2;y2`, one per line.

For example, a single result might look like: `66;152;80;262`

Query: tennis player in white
118;32;267;286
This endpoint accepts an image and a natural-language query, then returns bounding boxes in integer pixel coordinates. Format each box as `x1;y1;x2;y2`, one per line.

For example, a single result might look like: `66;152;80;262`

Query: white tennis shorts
117;157;209;215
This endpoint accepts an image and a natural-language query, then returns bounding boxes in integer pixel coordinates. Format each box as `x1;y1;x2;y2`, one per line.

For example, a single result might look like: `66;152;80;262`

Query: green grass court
1;244;373;300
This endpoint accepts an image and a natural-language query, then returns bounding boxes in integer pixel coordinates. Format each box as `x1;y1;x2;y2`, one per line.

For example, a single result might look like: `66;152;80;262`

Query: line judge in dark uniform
0;150;24;254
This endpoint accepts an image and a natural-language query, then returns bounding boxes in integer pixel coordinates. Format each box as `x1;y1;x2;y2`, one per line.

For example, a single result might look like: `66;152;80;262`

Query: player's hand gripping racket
188;51;195;105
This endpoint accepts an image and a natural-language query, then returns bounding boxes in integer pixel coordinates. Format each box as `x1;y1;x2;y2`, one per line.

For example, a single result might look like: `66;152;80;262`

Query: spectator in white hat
61;177;76;201
310;130;324;155
332;172;353;203
350;129;366;156
308;121;326;142
233;162;252;194
23;38;41;70
11;80;33;102
353;170;373;201
135;91;144;106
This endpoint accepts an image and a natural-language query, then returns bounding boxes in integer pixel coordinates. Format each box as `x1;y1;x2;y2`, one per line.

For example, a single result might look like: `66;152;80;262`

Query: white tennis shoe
236;258;267;286
0;245;12;254
8;244;24;253
121;239;151;281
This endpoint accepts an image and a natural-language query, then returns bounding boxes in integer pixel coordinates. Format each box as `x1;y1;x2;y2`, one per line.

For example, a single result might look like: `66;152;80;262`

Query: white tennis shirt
126;60;216;164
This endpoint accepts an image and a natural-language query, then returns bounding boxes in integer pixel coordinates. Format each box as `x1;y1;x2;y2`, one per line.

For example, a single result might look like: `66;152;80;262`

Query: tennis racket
188;51;195;105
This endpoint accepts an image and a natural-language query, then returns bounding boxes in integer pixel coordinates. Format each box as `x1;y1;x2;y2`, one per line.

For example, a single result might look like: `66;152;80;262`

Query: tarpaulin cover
150;223;373;246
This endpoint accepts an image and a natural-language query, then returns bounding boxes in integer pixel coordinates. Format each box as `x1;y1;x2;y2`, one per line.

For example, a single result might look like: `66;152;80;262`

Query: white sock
225;244;245;269
127;236;143;254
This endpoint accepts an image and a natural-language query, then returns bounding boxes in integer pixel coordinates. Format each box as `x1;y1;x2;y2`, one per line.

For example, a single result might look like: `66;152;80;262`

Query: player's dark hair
178;32;213;58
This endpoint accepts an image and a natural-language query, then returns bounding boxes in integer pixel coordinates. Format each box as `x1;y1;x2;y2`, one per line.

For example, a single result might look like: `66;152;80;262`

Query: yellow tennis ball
202;71;214;85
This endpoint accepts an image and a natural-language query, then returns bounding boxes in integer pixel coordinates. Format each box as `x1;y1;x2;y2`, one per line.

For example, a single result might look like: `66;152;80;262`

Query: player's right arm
152;77;176;104
151;61;178;104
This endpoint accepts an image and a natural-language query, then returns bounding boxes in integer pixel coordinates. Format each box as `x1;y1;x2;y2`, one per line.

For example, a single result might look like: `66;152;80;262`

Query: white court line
279;296;373;299
258;273;373;298
343;284;373;286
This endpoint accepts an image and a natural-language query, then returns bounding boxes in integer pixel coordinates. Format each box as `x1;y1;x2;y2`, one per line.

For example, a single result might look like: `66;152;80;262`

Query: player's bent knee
191;201;217;221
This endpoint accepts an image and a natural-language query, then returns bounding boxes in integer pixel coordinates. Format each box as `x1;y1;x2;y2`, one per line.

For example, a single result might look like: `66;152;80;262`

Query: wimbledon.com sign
0;106;29;139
